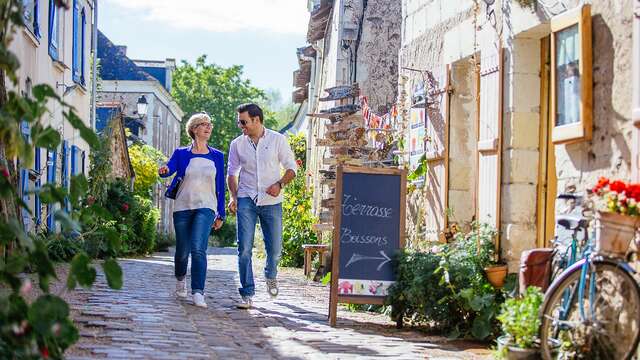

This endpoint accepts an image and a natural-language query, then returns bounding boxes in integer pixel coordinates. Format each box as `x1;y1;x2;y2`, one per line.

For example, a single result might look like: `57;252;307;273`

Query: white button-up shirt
227;128;298;206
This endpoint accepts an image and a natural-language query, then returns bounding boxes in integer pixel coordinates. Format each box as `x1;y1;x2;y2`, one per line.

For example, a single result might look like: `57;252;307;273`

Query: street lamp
136;95;148;119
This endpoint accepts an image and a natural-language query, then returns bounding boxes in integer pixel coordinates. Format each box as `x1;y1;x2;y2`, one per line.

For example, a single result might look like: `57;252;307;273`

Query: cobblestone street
61;248;491;360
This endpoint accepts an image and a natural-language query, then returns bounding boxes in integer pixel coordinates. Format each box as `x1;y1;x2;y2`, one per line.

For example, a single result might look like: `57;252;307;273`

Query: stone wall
355;0;402;112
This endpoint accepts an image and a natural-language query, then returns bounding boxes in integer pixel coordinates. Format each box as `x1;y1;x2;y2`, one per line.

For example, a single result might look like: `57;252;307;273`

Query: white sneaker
175;279;187;298
236;296;253;309
193;293;207;308
266;278;278;298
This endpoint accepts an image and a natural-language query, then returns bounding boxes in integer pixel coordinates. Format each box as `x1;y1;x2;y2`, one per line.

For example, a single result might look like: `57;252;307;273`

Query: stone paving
64;248;491;360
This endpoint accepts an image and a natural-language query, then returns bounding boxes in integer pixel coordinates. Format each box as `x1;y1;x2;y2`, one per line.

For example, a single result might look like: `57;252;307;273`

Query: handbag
164;176;183;200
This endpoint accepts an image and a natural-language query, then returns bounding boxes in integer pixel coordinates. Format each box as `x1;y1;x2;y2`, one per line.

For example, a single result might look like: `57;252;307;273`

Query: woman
159;112;225;308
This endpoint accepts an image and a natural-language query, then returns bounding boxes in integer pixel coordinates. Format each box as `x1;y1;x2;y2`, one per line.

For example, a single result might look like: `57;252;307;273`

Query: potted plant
589;177;640;258
472;222;508;288
496;286;544;359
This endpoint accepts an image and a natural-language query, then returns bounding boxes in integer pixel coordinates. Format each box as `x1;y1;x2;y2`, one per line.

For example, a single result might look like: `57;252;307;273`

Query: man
227;103;297;309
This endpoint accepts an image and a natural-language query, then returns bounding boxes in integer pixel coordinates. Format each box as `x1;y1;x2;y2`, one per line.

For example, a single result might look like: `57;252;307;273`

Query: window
48;0;60;60
550;4;592;144
72;0;86;84
23;0;41;38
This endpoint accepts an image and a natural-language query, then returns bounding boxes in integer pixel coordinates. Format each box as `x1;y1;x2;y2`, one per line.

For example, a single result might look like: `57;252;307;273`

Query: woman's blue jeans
173;208;215;294
236;197;283;297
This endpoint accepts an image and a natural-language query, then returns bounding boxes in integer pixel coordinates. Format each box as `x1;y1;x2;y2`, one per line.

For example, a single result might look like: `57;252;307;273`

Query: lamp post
136;95;148;119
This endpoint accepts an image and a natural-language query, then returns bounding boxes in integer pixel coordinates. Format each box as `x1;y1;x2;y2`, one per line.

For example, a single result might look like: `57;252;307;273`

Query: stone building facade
12;0;97;232
299;0;402;216
400;0;636;270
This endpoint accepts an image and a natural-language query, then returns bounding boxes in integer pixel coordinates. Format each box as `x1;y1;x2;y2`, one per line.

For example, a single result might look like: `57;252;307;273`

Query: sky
99;0;310;105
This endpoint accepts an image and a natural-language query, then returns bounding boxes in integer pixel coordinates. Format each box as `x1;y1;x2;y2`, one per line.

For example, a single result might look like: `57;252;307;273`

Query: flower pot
594;211;640;258
506;345;539;360
484;264;508;288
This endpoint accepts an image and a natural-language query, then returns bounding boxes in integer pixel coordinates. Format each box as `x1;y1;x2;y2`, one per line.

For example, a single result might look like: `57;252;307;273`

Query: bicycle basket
594;211;640;258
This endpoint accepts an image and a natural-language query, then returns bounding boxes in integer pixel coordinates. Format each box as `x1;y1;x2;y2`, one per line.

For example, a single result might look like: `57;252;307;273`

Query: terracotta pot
484;264;508;288
594;211;640;258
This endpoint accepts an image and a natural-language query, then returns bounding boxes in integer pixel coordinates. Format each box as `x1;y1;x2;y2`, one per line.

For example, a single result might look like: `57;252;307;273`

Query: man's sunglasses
237;119;248;126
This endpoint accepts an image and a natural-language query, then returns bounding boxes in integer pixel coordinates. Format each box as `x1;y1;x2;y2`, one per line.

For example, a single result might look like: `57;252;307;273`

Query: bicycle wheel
540;260;640;359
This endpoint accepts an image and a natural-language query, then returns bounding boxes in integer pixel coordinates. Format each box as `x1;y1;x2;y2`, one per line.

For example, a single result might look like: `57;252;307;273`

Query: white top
174;156;218;213
227;128;298;206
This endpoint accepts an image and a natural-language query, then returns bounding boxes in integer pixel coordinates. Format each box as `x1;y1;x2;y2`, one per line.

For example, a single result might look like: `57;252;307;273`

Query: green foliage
210;216;236;248
407;154;428;181
451;222;500;268
81;180;160;258
497;286;544;349
129;143;166;197
171;55;277;150
155;232;176;252
43;233;82;262
0;2;122;356
280;134;316;267
386;224;506;340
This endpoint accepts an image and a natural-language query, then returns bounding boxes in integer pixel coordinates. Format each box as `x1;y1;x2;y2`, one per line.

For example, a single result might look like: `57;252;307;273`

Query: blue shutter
48;0;58;60
34;0;41;38
46;149;57;231
19;121;30;208
34;147;41;226
71;145;77;176
62;141;69;212
80;7;86;85
72;0;80;83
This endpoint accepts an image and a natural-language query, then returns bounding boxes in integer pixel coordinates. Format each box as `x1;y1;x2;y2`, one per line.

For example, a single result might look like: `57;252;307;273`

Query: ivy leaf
31;239;57;292
408;154;428;181
64;110;100;149
34;183;67;204
32;84;61;103
471;316;491;340
103;259;123;290
33;127;61;149
69;253;96;288
28;295;69;334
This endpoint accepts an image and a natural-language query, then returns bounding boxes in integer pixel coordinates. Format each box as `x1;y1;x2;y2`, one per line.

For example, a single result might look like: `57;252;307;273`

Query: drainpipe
90;0;98;130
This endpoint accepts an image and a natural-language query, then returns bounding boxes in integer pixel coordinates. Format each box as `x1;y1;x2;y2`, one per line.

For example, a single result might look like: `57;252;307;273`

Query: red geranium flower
0;167;9;179
121;203;129;212
296;159;303;167
40;347;49;359
609;180;627;194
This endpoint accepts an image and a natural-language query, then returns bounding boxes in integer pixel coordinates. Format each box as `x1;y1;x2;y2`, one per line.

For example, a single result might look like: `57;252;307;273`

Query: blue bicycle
539;194;640;359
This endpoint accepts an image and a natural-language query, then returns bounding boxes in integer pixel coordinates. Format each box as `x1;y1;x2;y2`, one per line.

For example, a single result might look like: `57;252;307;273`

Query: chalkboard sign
329;165;406;326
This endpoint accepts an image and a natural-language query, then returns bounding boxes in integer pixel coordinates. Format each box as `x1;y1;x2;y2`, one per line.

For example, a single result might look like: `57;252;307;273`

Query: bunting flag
359;95;399;131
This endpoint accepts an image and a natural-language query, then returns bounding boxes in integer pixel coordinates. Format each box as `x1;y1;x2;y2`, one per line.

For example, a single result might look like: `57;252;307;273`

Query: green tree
129;143;166;197
172;55;277;151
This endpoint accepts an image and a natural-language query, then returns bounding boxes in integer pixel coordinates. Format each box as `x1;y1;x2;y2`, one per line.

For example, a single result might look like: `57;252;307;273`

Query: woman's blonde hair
185;112;212;140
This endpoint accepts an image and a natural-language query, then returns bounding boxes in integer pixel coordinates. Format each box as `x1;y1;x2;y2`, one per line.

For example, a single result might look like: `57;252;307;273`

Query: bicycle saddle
557;215;587;230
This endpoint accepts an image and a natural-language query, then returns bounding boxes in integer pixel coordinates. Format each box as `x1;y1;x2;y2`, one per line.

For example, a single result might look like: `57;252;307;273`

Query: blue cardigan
160;145;226;220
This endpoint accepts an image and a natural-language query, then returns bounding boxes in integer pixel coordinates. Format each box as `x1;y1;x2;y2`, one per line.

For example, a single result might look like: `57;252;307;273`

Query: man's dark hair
236;103;264;123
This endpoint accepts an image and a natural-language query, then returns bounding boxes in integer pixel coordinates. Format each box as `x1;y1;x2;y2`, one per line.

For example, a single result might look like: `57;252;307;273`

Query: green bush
386;224;507;340
156;232;176;252
43;233;82;262
280;134;317;267
210;215;236;247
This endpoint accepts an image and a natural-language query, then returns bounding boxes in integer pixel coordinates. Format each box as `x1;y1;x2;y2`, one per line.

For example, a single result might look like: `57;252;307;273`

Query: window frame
550;4;592;144
48;0;59;60
72;0;80;82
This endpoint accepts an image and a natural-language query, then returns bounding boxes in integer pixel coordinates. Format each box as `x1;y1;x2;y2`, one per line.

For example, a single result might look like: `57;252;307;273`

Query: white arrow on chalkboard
345;250;391;271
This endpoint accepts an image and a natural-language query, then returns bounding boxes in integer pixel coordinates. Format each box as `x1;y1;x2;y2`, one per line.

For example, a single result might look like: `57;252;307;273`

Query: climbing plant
0;1;122;358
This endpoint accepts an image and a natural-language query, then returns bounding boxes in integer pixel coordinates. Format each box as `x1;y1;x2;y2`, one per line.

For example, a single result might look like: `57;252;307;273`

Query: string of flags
359;96;398;131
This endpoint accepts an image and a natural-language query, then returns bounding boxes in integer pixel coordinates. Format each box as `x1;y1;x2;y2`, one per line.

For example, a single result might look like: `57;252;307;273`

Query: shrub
210;216;236;247
280;134;317;267
386;223;507;340
497;286;543;349
43;233;82;262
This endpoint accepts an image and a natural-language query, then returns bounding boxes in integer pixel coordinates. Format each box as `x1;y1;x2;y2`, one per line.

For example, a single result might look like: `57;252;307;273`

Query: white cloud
103;0;310;35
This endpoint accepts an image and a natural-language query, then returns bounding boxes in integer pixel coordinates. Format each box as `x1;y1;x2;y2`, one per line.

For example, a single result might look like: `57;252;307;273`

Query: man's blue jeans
173;208;216;295
236;197;283;297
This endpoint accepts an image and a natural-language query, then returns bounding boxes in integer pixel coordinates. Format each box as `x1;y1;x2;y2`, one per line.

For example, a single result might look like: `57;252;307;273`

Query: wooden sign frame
328;165;407;326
